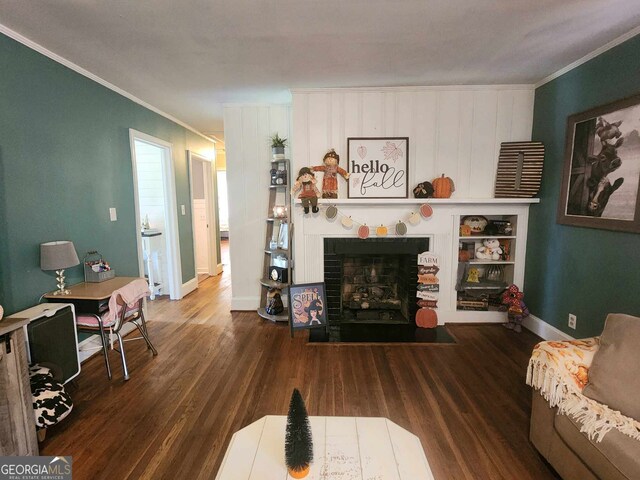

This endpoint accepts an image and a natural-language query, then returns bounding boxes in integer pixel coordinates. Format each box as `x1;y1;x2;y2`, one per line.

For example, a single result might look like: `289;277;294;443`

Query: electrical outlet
568;313;577;329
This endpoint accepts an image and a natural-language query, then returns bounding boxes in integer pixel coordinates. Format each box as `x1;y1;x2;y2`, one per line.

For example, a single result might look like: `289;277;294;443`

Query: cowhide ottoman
29;365;73;441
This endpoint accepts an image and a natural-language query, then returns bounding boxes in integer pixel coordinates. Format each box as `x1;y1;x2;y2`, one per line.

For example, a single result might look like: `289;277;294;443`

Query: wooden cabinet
0;318;38;456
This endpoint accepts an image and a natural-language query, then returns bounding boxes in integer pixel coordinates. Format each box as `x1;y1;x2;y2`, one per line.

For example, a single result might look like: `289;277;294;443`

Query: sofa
527;313;640;480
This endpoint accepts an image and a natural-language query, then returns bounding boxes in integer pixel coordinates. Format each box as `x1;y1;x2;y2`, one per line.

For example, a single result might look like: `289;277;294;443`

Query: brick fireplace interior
324;237;430;325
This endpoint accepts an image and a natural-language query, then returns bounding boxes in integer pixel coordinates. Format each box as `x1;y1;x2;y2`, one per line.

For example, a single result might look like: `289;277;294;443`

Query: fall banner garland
319;203;434;239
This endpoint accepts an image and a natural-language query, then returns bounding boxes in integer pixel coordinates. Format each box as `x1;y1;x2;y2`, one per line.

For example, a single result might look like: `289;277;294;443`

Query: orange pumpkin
432;174;455;198
416;308;438;328
376;225;388;237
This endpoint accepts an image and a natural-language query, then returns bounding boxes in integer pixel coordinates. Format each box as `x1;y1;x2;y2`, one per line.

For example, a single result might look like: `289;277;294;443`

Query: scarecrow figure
292;167;320;214
313;149;350;199
501;284;530;333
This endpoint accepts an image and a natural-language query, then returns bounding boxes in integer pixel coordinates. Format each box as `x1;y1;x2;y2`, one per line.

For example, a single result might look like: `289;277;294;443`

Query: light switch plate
109;207;117;221
181;205;186;215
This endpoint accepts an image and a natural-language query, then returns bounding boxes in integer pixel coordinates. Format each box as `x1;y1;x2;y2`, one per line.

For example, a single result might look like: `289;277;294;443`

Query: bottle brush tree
285;388;313;477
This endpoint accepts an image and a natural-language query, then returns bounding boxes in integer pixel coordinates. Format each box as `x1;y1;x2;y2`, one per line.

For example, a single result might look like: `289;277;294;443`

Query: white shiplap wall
224;105;292;309
291;86;534;198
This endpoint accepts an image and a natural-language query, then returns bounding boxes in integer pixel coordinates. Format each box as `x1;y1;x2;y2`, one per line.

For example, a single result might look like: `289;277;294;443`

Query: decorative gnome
475;238;503;261
501;284;530;333
292;167;321;214
265;287;284;315
312;149;349;199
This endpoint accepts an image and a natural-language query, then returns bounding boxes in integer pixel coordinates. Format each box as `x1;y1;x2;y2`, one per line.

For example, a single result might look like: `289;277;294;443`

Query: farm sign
347;137;409;198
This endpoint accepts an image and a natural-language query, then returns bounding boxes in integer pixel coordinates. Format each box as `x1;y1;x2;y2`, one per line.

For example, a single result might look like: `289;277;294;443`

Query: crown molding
0;24;214;144
535;25;640;89
290;85;535;94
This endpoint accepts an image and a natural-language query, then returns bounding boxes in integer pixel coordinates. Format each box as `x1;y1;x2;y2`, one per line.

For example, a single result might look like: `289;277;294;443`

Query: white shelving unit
453;210;529;321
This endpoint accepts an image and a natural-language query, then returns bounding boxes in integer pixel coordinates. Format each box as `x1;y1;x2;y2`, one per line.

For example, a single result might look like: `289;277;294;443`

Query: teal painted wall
0;33;214;315
525;34;640;338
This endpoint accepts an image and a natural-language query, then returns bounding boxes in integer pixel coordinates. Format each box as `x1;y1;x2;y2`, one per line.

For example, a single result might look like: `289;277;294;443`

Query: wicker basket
83;251;115;283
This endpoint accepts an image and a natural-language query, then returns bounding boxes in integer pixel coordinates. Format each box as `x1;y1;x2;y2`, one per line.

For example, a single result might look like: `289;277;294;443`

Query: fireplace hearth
323;237;430;341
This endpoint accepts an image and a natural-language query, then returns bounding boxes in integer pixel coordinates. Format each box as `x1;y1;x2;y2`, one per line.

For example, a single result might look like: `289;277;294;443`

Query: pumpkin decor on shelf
376;225;388;237
462;215;488;234
416;308;438;328
408;212;421;225
325;205;338;220
285;388;313;479
357;224;370;239
432;174;455;198
395;221;407;236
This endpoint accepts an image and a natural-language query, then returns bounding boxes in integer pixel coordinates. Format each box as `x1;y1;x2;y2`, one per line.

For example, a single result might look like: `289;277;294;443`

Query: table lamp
40;241;80;295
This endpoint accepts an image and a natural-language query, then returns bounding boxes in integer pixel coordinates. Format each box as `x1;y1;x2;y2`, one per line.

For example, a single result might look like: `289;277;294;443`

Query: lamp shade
40;241;80;271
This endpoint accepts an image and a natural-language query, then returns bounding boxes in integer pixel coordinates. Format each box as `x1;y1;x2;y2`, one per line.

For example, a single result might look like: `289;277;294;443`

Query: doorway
188;151;220;283
129;129;182;300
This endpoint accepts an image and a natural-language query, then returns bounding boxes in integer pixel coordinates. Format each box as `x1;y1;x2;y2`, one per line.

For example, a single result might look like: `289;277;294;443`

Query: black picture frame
288;282;328;336
347;137;409;199
557;92;640;233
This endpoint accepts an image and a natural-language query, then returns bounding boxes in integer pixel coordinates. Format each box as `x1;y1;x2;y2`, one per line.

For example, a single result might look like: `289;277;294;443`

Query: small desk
44;277;142;314
215;416;434;480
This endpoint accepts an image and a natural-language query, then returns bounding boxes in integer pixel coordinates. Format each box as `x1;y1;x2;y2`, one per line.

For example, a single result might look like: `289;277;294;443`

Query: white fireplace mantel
292;198;536;324
295;198;540;205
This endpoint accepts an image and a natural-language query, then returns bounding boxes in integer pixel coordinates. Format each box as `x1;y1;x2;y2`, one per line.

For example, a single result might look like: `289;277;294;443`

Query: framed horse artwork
557;92;640;233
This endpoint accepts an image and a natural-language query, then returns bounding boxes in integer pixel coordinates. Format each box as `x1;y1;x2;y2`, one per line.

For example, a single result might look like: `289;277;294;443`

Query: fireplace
323;238;430;329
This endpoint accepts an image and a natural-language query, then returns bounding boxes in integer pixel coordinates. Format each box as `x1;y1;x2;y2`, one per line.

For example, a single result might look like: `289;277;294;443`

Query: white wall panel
224;104;292;309
291;86;534;199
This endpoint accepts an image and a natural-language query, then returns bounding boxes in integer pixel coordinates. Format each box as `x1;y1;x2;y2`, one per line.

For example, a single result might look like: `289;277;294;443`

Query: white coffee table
215;415;434;480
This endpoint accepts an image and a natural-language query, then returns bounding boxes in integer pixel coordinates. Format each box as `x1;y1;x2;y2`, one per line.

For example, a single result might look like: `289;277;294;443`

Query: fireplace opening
342;255;408;323
324;238;430;329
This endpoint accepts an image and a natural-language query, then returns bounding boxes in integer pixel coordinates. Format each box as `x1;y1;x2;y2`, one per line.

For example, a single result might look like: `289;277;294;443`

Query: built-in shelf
257;307;289;323
466;260;515;265
269;184;288;189
460;236;516;240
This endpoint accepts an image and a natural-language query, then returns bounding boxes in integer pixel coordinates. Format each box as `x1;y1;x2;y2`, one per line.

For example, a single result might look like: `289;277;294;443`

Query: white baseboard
216;263;223;275
523;314;575;341
181;277;198;297
231;296;259;310
77;322;137;363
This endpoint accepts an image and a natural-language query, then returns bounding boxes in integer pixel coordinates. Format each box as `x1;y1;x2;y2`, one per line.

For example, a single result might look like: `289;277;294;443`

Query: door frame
188;151;220;280
129;129;183;300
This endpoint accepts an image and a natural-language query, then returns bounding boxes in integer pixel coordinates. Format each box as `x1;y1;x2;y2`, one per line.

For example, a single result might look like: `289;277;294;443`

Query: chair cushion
583;313;640;420
76;307;139;328
30;366;73;429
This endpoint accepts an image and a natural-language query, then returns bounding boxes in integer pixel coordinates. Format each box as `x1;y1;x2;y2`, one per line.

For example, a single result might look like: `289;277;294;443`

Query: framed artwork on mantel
557;92;640;233
347;137;409;198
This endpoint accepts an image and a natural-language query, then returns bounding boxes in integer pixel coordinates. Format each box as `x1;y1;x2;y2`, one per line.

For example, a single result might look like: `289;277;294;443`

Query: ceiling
2;0;640;142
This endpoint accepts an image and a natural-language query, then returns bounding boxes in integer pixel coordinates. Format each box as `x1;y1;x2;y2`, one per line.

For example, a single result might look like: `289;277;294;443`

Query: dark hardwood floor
42;247;557;479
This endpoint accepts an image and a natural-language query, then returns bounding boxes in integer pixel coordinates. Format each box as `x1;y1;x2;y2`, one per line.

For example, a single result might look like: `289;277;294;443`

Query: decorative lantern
273;205;288;219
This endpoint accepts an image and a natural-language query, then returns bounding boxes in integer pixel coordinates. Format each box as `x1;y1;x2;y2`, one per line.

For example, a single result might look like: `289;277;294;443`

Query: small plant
285;388;313;478
270;133;288;148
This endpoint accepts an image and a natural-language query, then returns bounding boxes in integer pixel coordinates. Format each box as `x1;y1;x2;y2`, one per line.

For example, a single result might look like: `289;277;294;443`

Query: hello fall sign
347;137;409;198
